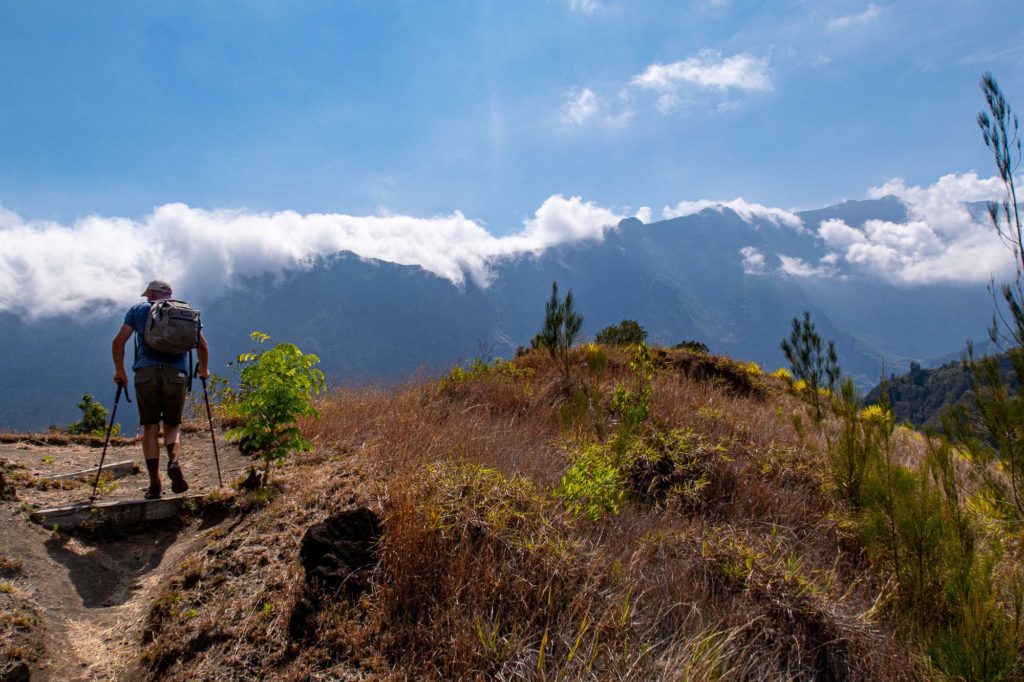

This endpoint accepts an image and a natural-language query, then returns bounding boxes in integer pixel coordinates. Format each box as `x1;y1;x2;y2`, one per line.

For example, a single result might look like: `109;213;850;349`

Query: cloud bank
1;172;1012;319
0;196;622;319
813;172;1012;284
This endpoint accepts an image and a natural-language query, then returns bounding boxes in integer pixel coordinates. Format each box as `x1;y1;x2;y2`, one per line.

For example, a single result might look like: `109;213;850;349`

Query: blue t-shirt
124;302;190;372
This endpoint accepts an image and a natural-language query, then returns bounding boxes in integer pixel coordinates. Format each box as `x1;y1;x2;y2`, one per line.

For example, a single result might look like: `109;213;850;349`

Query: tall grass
142;347;961;679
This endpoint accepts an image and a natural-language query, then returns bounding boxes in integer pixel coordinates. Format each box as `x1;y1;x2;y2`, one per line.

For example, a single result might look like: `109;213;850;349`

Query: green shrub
674;340;709;353
557;444;625;521
226;332;325;483
595;319;647;346
67;394;120;436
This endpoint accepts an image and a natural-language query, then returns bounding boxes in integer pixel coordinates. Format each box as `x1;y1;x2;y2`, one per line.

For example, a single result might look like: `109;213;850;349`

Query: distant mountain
0;196;996;431
864;354;1018;430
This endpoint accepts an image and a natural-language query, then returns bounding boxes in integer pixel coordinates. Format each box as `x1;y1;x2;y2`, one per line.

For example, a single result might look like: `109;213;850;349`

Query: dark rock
299;507;381;594
0;660;30;682
289;507;382;641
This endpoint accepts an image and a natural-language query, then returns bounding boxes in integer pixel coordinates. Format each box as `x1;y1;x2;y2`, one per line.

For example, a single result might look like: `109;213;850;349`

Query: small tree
227;332;326;484
944;76;1024;520
595;319;647;346
68;394;119;437
978;72;1024;345
537;281;584;384
780;311;840;421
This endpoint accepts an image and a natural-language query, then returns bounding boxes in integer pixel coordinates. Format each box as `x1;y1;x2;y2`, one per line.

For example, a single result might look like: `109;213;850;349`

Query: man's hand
114;369;129;387
197;367;210;380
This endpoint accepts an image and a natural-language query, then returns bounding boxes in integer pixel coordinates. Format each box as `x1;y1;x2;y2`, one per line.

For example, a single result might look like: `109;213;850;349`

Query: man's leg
160;367;190;494
142;424;162;491
135;366;163;497
163;423;181;464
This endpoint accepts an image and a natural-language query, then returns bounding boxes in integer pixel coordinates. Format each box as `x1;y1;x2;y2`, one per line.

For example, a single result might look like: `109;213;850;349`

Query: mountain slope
0;197;995;431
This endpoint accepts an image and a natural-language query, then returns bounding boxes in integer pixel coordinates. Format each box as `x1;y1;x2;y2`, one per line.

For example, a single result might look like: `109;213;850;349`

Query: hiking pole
90;381;130;503
200;377;223;488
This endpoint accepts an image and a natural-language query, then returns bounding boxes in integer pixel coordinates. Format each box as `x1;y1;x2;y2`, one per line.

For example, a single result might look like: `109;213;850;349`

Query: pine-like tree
780;311;840;421
537;281;584;384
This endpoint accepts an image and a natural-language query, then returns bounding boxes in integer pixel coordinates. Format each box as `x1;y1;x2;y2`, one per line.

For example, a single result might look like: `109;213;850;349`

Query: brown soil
0;425;251;681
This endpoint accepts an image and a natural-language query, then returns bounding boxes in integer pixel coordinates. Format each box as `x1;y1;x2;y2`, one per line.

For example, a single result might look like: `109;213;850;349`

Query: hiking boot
144;484;162;500
167;461;189;495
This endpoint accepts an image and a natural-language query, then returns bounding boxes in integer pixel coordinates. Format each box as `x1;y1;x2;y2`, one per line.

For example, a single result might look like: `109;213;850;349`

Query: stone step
30;494;203;530
42;459;137;482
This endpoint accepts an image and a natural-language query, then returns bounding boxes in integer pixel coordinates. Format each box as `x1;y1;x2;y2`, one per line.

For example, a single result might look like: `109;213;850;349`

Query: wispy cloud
631;51;772;93
567;0;600;14
662;197;803;230
561;88;599;126
560;87;634;128
815;172;1011;284
0;197;624;318
739;246;766;274
777;254;839;278
826;4;883;32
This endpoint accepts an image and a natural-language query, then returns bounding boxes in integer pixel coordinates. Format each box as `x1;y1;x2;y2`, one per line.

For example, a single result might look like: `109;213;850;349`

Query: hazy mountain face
0;197;996;431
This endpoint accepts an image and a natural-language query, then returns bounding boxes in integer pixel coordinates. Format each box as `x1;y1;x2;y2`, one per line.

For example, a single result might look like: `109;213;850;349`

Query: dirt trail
1;428;251;681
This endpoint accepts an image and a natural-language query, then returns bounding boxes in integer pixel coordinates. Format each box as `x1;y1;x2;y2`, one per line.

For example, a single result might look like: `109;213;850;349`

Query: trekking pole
200;377;223;488
90;382;130;503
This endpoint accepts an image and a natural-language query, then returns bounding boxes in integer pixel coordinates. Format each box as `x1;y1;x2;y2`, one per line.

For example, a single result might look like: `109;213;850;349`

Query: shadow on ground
44;522;183;608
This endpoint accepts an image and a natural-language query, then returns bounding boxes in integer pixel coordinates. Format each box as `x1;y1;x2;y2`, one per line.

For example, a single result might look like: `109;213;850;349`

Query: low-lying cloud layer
0;172;1013;319
0;196;622;318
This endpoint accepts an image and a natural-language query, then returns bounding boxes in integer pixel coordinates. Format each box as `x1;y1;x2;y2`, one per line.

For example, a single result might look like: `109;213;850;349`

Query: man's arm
112;324;133;386
196;331;210;379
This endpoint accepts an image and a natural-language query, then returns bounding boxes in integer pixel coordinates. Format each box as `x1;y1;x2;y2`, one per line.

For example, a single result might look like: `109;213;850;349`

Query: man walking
112;280;209;499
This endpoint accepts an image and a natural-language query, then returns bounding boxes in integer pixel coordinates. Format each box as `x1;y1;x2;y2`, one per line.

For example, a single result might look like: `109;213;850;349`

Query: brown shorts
134;365;188;426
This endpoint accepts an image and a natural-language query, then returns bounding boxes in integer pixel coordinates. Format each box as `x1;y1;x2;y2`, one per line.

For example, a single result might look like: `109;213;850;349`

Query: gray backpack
143;299;201;354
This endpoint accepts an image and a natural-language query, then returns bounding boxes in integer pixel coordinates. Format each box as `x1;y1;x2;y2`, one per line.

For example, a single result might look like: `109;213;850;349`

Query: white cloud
816;172;1012;284
560;88;599;126
567;0;599;14
662;197;803;231
560;88;633;128
0;196;623;319
631;51;772;94
778;254;837;278
739;246;766;274
634;206;653;223
826;4;883;32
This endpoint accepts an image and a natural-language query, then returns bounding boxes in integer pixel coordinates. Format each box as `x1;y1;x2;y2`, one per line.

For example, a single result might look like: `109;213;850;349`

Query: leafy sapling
226;332;326;484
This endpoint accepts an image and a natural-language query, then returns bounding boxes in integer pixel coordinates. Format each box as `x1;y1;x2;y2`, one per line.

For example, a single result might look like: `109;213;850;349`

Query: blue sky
1;0;1021;228
1;1;1023;316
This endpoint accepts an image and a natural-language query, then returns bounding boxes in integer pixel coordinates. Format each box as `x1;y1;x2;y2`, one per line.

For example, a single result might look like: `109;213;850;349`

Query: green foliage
558;342;657;520
831;384;1020;679
674;339;709;353
826;378;871;507
226;332;326;483
557;444;625;521
610;342;653;460
536;281;584;384
945;345;1024;519
595;319;647;346
780;311;840;421
978;73;1024;346
67;394;120;436
440;356;528;395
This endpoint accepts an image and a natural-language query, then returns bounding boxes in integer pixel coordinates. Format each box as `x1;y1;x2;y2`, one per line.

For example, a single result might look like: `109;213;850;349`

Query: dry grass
138;347;927;680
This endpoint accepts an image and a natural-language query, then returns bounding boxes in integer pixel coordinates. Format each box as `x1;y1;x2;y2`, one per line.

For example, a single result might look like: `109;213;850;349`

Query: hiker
111;280;209;499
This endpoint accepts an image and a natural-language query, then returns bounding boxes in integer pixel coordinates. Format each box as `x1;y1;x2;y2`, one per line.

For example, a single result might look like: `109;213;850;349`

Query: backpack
143;299;201;354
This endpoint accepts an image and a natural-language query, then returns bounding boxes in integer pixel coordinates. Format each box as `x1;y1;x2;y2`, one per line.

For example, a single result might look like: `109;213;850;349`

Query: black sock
144;457;160;487
166;442;180;464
